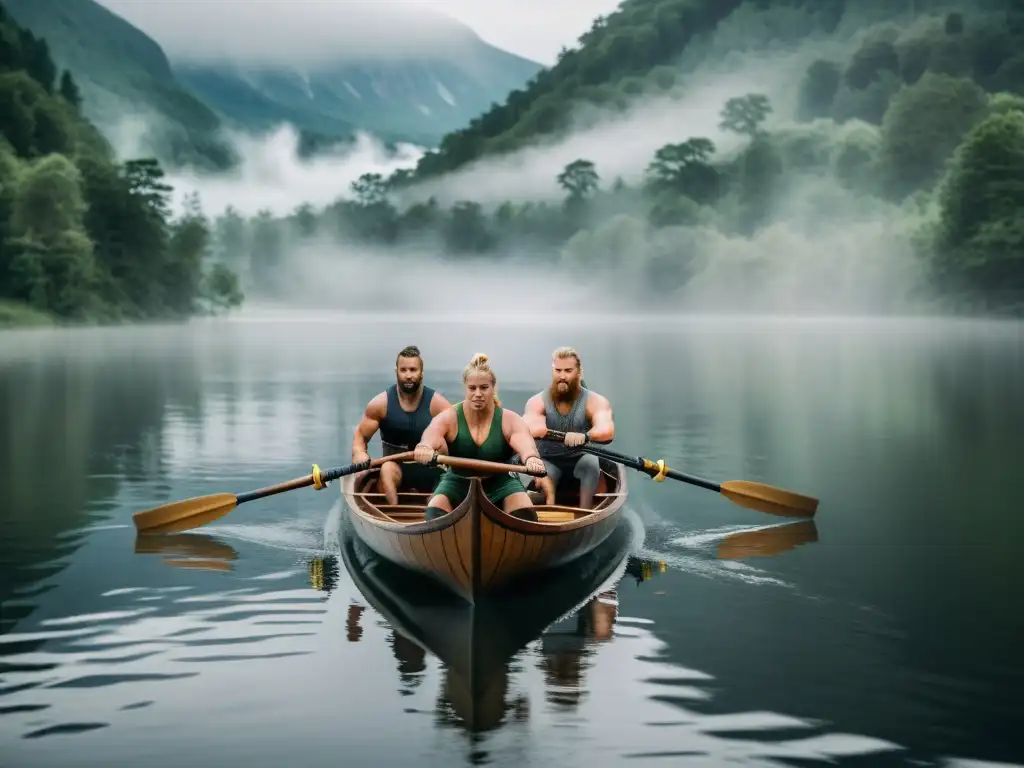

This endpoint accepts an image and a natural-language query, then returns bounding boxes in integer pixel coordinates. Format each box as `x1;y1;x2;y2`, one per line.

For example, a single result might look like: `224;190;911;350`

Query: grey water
1;314;1022;767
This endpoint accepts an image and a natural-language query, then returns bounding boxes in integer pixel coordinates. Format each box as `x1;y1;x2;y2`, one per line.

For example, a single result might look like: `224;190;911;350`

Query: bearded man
352;345;452;504
522;347;615;508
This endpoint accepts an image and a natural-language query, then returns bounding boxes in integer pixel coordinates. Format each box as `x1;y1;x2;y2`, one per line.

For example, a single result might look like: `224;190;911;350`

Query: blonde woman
414;353;545;521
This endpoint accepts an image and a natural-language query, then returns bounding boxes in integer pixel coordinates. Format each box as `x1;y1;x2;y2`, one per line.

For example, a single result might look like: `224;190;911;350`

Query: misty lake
1;314;1021;767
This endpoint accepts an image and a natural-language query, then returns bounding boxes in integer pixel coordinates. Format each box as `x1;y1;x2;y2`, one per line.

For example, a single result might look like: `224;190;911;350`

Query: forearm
510;431;541;461
417;424;449;451
524;417;548;439
351;428;371;457
587;420;615;443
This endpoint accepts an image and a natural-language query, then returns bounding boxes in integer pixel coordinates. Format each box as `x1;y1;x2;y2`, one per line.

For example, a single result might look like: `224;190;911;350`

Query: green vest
448;402;514;476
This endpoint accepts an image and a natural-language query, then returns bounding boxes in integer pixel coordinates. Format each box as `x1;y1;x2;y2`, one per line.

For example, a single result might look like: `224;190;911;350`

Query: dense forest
0;3;242;326
5;0;1024;322
203;0;1023;314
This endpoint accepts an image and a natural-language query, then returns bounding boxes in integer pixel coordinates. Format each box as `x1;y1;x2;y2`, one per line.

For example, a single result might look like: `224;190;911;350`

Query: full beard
398;379;422;395
549;378;580;404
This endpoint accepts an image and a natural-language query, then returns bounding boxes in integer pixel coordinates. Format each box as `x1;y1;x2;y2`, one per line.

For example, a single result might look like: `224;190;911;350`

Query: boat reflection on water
333;518;658;737
303;518;818;756
133;530;240;571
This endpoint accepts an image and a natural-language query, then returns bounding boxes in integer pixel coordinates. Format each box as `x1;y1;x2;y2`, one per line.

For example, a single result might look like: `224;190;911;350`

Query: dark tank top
379;384;436;455
447;402;514;477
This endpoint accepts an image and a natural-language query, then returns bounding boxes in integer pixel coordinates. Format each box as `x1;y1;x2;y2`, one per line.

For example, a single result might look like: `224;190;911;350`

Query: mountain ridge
3;0;236;169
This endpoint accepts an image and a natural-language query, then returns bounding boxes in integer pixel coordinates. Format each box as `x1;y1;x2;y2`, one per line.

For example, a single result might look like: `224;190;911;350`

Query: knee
575;455;600;484
424;505;448;521
381;463;401;481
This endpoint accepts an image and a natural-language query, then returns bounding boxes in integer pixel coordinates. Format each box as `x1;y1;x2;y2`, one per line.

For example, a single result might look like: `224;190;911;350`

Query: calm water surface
1;315;1022;767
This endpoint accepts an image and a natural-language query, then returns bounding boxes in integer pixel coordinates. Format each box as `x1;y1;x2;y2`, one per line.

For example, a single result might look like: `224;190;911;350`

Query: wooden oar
542;429;818;518
432;455;546;476
132;452;415;534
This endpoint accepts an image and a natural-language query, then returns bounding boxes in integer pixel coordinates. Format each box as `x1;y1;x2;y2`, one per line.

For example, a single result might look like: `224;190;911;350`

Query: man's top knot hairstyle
396;345;422;367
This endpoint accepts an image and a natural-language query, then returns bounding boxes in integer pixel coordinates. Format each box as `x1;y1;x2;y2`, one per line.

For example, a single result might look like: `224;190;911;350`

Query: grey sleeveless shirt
539;388;591;461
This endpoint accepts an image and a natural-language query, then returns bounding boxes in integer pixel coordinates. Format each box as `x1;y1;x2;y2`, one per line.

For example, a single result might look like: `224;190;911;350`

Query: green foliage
397;0;748;184
719;94;773;137
643;139;720;204
879;72;989;199
0;6;242;325
57;69;79;108
3;0;236;171
557;159;600;199
930;110;1024;302
797;60;842;121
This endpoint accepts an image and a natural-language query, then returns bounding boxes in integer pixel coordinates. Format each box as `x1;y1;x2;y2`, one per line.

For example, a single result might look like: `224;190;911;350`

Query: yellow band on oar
312;464;327;490
642;458;669;481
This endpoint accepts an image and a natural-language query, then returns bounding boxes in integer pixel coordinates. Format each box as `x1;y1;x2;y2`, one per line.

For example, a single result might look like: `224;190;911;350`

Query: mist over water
111;3;966;317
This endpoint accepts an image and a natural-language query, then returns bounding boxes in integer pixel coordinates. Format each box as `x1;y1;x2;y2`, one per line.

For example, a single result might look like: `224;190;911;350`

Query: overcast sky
96;0;625;66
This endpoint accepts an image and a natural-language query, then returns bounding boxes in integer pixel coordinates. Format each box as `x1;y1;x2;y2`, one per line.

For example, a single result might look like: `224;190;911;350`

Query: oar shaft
433;455;545;476
236;452;415;505
542;430;817;517
236;475;316;504
542;430;721;491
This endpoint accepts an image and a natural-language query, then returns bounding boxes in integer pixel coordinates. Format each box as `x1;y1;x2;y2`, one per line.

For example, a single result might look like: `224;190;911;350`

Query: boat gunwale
341;459;628;536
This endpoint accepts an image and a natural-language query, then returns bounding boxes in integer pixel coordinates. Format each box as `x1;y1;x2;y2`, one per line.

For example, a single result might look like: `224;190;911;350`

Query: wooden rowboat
339;516;647;736
341;455;628;603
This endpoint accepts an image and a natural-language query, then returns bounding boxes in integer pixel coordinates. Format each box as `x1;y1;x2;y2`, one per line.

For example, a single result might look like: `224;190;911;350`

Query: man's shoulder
366;390;390;414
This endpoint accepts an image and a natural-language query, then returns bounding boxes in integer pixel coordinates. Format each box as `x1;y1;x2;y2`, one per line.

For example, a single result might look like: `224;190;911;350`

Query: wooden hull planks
341;458;628;603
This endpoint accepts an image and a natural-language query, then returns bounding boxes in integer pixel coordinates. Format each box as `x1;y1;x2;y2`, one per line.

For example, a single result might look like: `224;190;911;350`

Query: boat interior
350;456;625;525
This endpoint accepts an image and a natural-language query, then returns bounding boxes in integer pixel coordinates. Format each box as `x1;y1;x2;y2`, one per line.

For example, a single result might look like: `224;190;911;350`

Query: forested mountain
0;1;241;327
3;0;237;170
5;0;1024;323
198;0;1023;315
4;0;544;162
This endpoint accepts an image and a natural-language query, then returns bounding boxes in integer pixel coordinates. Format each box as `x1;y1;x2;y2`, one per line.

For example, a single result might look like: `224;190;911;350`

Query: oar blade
717;520;819;560
719;480;819;518
132;493;238;534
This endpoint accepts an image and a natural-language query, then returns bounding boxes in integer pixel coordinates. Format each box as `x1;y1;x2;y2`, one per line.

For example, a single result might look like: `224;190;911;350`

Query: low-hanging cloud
94;0;621;67
95;0;481;66
163;125;424;219
110;3;949;318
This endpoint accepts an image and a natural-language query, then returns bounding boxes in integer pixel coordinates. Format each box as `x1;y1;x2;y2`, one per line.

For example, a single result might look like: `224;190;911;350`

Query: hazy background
118;4;933;317
6;0;1017;325
96;0;625;65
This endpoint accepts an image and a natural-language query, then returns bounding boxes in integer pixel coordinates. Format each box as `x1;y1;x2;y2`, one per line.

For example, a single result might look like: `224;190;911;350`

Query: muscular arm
418;408;457;452
429;391;453;417
586;393;615;443
521;393;548;438
503;411;541;462
426;393;453;455
351;392;387;459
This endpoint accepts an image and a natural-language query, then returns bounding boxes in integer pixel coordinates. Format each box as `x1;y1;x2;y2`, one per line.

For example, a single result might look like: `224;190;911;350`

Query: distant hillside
3;0;235;169
0;2;241;325
171;30;542;146
397;0;1024;183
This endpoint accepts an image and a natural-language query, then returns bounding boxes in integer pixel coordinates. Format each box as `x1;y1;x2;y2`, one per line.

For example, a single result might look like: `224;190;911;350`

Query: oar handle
543;428;612;445
432;455;546;477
